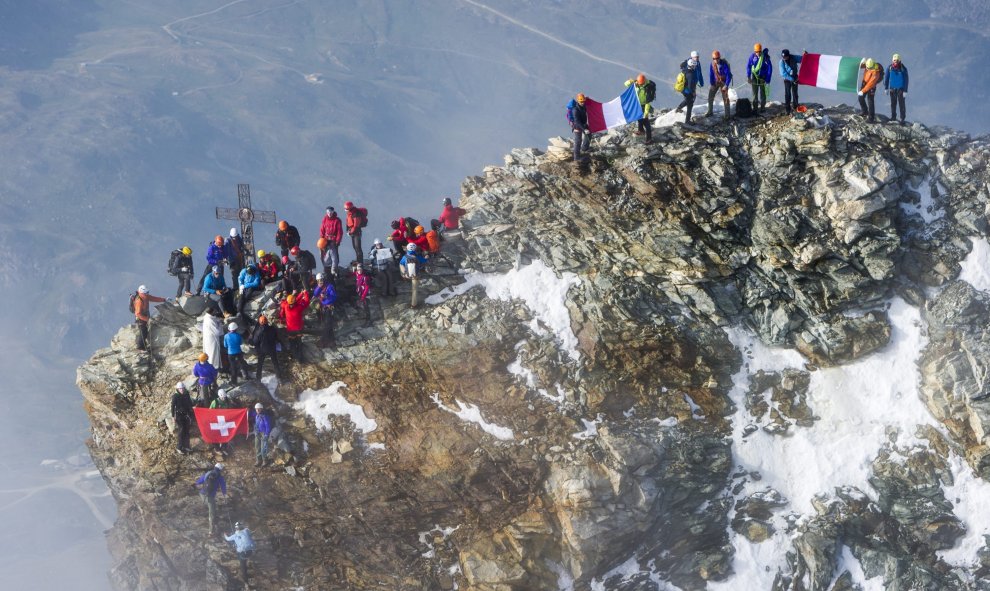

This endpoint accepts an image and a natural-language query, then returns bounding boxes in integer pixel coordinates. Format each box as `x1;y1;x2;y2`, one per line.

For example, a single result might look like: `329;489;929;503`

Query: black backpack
128;291;139;314
644;80;657;103
203;469;219;494
736;98;754;118
167;249;182;276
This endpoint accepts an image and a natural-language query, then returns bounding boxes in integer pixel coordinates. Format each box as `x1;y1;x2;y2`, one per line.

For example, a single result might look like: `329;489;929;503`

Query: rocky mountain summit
79;105;990;590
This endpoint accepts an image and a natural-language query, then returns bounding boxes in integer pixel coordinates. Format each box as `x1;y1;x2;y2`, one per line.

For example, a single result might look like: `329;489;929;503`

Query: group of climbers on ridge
568;46;909;160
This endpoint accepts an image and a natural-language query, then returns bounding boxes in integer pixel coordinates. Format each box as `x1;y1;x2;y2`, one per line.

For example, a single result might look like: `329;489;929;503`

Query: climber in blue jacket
236;264;262;318
747;43;773;114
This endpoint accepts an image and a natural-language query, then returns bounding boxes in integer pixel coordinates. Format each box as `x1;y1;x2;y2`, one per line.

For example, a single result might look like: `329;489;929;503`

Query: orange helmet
278;220;288;231
317;237;328;249
754;43;762;53
198;352;208;362
712;50;721;59
214;235;224;246
576;93;586;104
414;225;424;235
258;314;268;325
286;294;296;305
636;74;646;85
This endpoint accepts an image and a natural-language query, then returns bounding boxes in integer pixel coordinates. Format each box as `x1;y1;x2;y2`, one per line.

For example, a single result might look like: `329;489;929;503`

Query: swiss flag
194;407;249;443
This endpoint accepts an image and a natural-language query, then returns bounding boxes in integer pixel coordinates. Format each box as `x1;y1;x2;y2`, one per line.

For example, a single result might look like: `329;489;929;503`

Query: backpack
736;98;754;118
566;98;577;124
425;230;440;254
128;291;139;314
356;207;368;228
167;249;182;276
203;469;219;494
673;72;686;93
644;80;657;103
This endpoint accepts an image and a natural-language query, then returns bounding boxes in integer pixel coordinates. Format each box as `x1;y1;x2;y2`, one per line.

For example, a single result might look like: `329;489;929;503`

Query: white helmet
230;227;239;237
255;402;263;410
215;463;225;470
690;50;699;59
373;238;383;246
228;322;238;331
218;389;227;399
138;285;149;294
406;243;417;252
315;273;324;281
176;381;187;391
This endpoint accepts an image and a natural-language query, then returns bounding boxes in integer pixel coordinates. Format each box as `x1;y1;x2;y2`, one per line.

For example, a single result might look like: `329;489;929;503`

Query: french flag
586;85;644;133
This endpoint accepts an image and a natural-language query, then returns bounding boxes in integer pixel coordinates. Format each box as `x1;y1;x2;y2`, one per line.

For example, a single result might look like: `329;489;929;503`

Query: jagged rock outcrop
80;105;990;590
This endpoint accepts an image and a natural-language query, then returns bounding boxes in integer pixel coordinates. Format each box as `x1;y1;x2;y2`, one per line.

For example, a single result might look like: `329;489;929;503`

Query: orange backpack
425;230;441;253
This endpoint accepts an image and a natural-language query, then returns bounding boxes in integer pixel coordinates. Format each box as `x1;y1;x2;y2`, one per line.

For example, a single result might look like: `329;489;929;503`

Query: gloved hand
857;91;864;97
884;89;889;95
903;92;907;96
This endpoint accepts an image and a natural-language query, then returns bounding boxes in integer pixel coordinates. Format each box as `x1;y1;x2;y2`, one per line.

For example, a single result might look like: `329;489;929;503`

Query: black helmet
391;220;400;229
442;197;452;206
781;48;790;57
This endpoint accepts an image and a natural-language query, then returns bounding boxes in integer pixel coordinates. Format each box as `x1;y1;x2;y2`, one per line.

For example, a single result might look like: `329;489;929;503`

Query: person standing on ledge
193;462;227;535
224;521;256;584
344;201;368;264
133;285;165;351
884;53;909;125
170;381;194;454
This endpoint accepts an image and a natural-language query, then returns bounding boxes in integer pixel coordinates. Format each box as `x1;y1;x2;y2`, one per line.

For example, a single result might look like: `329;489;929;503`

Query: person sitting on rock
193;352;219;406
409;225;431;253
251;314;283;381
193;463;226;535
197;235;227;295
275;220;301;258
210;388;237;456
312;273;338;348
172;246;195;298
170;381;194;455
433;197;467;235
236;264;262;319
224;323;249;386
256;250;282;285
133;285;166;351
278;290;310;360
224;521;256;584
368;239;398;297
203;265;234;318
290;245;317;289
253;402;272;467
387;219;409;253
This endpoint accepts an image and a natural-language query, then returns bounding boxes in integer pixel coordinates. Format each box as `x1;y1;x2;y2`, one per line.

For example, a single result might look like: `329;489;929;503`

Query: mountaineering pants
679;93;696;124
237;553;250;581
237;286;260;318
572;128;590;161
176;272;193;297
858;90;876;121
255;349;281;380
206;291;234;316
350;231;364;264
326;243;340;275
750;80;767;111
255;431;269;464
176;413;191;451
228;353;249;385
783;80;799;113
410;276;419;308
890;89;906;122
637;115;652;141
318;307;335;346
199;381;218;406
203;494;216;532
377;266;397;296
135;319;150;351
707;83;730;117
229;261;243;293
357;298;371;326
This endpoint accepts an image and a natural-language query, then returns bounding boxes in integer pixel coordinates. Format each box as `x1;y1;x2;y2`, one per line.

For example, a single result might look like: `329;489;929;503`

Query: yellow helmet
286;294;296;305
257;250;266;259
865;58;876;69
181;246;191;256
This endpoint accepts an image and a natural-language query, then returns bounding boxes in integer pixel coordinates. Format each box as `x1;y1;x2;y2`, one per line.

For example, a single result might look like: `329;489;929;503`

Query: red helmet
290;246;300;256
344;201;354;210
282;255;289;264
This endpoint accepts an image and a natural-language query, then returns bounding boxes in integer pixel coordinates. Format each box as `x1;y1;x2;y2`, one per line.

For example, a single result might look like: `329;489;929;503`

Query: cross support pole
216;184;276;262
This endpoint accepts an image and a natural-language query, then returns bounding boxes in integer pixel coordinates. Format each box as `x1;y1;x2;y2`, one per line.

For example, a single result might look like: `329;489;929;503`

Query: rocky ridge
79;104;990;590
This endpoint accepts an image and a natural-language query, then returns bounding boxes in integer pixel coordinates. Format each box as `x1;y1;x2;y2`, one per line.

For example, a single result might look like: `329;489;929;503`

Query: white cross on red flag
193;407;248;443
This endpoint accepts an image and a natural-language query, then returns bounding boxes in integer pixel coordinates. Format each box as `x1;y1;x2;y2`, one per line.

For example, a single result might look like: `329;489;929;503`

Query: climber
400;243;428;309
344;201;368;264
858;58;884;123
884;53;909;125
409;225;431;253
224;521;256;583
224;323;249;386
193;462;227;535
236;264;262;319
209;388;237;456
225;227;246;288
676;52;704;125
170;381;194;454
568;93;591;162
319;206;343;274
196;235;227;295
257;250;282;285
290;245;317;289
274;220;301;258
202;265;234;317
369;239;398;297
170;246;194;298
747;43;772;114
434;197;467;235
779;49;803;115
706;50;733;120
133;285;165;351
193;352;219;406
278;290;310;360
253;403;272;467
312;273;338;348
251;314;283;380
354;264;372;327
387;219;409;252
625;73;656;143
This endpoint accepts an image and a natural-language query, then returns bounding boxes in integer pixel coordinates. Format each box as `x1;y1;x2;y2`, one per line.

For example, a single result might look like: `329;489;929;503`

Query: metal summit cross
215;184;276;260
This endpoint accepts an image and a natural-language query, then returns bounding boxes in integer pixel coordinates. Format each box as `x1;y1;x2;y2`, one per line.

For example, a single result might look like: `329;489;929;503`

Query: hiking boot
254;459;262;467
176;447;186;455
675;107;684;113
900;120;906;126
643;139;653;145
632;131;643;136
704;110;713;117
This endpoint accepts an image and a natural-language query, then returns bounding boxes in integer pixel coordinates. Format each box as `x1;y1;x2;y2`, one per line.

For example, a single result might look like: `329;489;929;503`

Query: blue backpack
566;99;577;124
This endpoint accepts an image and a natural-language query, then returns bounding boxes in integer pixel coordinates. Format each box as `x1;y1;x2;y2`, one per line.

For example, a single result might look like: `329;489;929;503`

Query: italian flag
797;53;862;93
